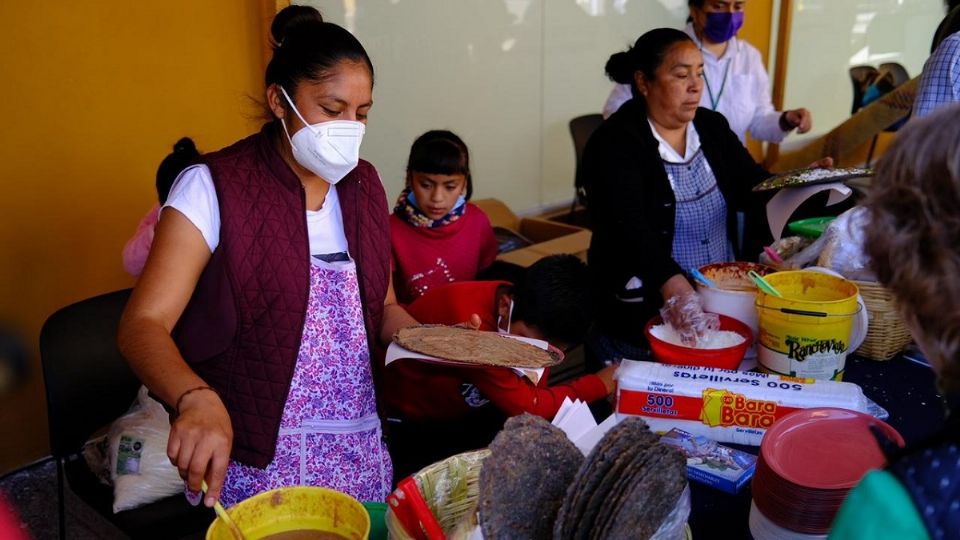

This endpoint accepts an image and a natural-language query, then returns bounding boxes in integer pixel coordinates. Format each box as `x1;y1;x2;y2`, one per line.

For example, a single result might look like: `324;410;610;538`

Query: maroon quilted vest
173;124;391;468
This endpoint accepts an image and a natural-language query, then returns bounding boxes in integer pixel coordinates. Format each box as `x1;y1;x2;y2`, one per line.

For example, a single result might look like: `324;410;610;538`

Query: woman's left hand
782;108;813;134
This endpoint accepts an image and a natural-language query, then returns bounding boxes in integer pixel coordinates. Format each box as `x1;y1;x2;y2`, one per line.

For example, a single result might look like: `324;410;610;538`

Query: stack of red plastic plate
750;408;904;538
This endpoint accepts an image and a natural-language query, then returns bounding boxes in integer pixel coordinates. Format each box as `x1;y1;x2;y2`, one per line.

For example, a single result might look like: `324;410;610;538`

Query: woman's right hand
659;276;719;347
167;388;233;508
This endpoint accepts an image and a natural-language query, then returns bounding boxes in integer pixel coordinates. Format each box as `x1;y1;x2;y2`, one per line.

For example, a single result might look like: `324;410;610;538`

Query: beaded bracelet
175;385;217;415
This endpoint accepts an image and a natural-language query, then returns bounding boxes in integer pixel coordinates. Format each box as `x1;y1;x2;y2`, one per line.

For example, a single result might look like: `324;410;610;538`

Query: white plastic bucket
695;262;775;370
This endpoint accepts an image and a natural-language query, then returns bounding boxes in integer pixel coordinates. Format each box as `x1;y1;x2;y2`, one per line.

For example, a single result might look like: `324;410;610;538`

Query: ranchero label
785;336;847;361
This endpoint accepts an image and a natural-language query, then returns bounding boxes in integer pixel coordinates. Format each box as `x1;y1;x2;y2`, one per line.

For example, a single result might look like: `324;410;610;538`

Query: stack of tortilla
477;415;687;539
554;417;687;539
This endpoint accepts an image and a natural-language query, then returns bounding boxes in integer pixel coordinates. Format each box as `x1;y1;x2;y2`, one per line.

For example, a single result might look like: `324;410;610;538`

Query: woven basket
385;449;694;539
386;449;489;539
853;279;913;361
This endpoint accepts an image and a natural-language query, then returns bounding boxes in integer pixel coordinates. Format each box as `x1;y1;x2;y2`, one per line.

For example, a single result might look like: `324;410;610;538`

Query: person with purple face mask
603;0;813;146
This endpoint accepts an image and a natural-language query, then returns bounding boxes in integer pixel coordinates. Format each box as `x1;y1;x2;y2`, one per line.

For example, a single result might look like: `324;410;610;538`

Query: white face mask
497;299;514;335
278;86;365;184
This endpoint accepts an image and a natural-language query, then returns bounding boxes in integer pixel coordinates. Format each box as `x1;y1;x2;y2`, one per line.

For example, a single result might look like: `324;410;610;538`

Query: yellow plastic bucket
755;271;860;381
206;486;370;540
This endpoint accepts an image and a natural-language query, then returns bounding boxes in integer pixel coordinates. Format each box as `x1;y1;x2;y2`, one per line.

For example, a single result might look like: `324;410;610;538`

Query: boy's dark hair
512;254;593;346
406;130;473;200
156;137;200;205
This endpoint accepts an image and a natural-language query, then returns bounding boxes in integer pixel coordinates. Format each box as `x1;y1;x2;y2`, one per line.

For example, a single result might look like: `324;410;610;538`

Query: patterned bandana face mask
393;187;467;228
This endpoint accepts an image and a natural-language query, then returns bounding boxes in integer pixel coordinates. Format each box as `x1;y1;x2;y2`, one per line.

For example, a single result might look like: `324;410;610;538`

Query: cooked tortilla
393;325;561;368
479;414;583;540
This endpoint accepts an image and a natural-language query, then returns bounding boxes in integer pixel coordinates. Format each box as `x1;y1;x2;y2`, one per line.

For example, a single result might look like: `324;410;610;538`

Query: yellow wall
741;0;774;161
0;2;273;473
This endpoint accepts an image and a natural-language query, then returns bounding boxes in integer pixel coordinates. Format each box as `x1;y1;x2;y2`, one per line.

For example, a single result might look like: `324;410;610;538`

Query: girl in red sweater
390;130;498;303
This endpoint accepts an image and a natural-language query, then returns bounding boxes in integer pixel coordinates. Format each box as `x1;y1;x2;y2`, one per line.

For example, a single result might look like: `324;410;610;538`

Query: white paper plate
749;501;828;540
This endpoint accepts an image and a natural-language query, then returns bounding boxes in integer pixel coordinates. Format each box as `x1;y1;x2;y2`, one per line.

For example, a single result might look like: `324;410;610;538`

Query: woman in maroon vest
117;5;417;508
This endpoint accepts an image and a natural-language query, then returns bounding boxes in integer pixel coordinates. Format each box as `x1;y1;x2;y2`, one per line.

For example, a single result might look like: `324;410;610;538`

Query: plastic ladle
201;480;247;540
748;270;783;298
689;268;717;289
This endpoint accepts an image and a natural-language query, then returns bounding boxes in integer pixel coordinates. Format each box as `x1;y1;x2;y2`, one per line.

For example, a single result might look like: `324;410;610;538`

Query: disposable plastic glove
660;292;719;347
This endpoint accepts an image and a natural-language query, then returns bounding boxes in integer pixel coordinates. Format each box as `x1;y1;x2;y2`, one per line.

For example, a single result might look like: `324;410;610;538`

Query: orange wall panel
0;1;271;473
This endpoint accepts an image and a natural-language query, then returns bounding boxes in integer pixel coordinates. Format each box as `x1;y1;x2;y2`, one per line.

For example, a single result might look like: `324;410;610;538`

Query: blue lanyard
703;58;731;111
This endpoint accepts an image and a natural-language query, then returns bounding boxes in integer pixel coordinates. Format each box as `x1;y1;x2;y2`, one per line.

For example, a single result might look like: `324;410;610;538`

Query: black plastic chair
568;113;604;211
40;289;213;540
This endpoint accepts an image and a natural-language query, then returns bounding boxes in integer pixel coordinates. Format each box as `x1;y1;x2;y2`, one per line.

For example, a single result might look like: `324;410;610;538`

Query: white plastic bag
108;386;182;513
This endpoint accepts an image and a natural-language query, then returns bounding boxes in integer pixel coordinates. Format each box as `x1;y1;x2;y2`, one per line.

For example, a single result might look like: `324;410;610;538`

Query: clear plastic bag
108;386;182;513
817;207;875;281
660;293;720;347
769;208;875;281
781;232;830;269
651;485;692;540
759;236;814;269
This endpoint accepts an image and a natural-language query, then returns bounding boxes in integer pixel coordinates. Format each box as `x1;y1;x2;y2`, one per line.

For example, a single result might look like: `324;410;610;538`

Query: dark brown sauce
260;531;350;540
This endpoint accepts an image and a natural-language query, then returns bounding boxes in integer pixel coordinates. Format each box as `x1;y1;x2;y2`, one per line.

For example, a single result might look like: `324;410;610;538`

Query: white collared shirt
646;119;718;193
603;24;787;144
647;118;701;164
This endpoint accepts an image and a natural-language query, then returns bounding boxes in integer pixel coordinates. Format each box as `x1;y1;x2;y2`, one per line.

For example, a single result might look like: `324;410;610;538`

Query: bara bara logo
700;388;780;429
784;336;847;361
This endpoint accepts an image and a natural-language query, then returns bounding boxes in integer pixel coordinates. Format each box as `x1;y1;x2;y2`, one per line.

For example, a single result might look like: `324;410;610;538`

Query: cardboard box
659;428;757;494
473;198;591;267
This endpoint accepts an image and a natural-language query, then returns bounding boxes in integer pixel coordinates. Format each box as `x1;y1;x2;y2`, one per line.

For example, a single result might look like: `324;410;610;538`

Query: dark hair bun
271;5;324;45
156;137;201;205
604;51;635;84
172;137;197;156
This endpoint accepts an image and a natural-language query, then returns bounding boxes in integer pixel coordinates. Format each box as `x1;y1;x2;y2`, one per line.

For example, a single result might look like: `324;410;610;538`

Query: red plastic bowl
644;314;753;370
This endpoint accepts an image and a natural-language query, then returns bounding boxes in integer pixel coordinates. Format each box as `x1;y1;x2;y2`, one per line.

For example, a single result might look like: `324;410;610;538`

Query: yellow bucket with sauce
206;486;370;540
755;271;860;381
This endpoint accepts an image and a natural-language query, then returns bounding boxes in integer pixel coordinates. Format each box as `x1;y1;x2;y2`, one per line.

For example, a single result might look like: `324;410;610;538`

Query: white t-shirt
163;165;349;256
603;24;786;144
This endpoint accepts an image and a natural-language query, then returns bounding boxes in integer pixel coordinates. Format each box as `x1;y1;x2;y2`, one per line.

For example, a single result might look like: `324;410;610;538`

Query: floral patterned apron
219;256;392;506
